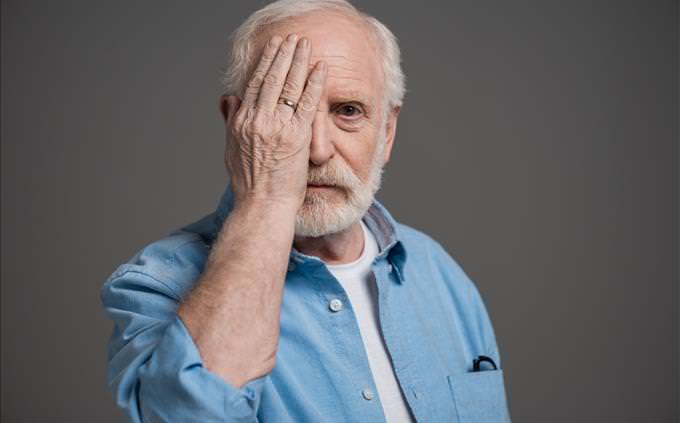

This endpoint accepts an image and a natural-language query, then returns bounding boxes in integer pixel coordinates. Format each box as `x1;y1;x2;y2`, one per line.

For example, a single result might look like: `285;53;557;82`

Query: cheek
337;141;379;180
329;117;383;172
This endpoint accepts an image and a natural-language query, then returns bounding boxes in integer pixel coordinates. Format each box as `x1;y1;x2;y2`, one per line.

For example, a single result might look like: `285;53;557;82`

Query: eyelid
333;102;364;114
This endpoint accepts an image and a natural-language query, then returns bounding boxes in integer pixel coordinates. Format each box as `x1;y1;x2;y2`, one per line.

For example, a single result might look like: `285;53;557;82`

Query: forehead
255;10;384;106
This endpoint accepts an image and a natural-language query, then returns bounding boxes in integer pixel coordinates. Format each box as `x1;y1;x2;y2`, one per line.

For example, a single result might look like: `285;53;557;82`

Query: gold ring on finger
278;97;298;111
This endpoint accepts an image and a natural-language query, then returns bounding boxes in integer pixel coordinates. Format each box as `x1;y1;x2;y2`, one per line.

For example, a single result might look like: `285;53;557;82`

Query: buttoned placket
370;257;434;423
305;257;388;423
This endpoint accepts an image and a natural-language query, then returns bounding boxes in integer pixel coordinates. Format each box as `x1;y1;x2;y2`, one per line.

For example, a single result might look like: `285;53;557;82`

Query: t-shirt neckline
325;219;372;270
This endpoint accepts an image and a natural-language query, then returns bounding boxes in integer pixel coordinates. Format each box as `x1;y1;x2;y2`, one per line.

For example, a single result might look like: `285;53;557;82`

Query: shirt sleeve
100;268;268;423
430;240;504;370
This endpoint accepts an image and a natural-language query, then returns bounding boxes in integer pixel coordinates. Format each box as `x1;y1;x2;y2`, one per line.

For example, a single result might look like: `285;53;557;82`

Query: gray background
2;0;678;422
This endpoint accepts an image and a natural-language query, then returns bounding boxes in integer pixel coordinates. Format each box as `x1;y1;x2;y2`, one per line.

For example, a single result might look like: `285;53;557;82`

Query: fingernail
287;33;298;43
300;38;309;48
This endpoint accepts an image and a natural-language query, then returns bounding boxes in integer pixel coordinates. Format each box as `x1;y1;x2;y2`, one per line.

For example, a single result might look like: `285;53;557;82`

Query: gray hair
221;0;406;111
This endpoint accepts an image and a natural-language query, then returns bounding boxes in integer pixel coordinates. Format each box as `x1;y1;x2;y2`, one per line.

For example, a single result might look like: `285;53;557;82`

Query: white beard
294;131;386;238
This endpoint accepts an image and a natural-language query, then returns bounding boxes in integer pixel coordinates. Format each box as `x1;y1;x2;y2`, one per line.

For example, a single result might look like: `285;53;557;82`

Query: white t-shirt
325;220;415;423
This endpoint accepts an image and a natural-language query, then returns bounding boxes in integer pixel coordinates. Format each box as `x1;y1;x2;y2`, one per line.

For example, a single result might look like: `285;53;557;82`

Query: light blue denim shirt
101;184;511;423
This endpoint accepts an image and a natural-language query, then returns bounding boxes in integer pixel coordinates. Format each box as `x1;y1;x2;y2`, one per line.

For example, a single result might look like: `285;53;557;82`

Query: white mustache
307;161;361;190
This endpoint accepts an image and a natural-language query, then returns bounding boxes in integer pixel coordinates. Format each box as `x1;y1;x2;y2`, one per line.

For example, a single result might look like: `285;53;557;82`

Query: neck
293;220;365;265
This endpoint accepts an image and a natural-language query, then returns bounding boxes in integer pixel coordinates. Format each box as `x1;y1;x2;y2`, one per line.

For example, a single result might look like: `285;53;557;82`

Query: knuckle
247;71;266;89
278;44;293;57
229;120;241;138
298;93;316;112
246;120;261;135
282;80;300;94
263;73;279;86
228;122;240;138
249;114;268;134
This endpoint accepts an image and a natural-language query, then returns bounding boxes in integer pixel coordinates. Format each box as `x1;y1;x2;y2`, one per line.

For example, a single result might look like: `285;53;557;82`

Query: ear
381;105;401;165
219;94;241;126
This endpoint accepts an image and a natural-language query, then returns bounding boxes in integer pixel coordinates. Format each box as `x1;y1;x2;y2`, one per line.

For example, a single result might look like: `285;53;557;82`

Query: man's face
254;11;400;237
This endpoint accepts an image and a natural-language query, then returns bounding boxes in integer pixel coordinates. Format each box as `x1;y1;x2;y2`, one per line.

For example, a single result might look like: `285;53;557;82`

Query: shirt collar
211;183;407;284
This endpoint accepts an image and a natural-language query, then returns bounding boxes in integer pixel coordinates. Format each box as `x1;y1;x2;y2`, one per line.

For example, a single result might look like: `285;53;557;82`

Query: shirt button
387;263;393;273
329;298;343;312
287;261;296;272
362;388;374;400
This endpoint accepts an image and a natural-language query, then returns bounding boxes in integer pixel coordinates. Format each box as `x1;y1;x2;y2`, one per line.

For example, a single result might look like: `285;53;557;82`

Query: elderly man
101;0;511;422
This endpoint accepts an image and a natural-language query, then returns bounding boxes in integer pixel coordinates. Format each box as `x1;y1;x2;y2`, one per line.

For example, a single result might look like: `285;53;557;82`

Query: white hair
221;0;406;111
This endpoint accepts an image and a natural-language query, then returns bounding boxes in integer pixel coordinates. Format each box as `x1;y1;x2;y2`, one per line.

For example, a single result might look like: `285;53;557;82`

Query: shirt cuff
139;315;268;422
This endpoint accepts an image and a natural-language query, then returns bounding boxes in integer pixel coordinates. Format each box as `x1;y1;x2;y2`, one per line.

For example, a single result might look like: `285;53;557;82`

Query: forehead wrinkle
309;54;374;74
328;65;363;76
307;62;365;75
327;75;363;83
311;54;362;63
308;67;367;90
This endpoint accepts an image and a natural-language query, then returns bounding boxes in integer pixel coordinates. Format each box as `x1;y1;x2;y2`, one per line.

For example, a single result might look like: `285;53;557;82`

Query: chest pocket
447;369;511;423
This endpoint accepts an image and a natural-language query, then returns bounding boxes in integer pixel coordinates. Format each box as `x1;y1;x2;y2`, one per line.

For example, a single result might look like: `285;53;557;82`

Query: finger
294;61;327;124
256;33;300;112
276;37;311;117
241;35;284;108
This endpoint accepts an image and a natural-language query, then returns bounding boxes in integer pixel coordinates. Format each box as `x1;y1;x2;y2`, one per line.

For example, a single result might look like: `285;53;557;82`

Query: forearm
177;31;323;391
177;199;297;388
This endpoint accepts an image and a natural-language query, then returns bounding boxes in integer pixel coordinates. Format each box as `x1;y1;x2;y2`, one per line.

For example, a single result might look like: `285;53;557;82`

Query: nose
308;110;335;166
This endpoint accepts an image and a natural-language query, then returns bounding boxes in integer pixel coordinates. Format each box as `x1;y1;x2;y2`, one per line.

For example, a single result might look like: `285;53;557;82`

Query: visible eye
334;103;363;119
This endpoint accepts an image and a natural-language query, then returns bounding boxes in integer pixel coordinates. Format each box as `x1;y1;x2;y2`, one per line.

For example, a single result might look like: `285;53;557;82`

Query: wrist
235;193;300;216
232;195;300;223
